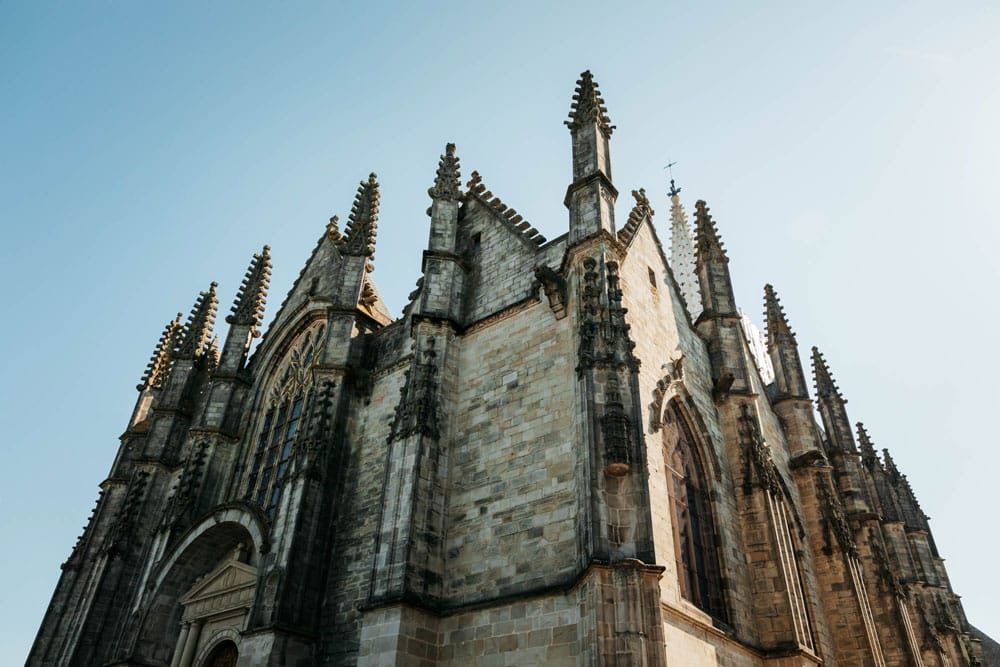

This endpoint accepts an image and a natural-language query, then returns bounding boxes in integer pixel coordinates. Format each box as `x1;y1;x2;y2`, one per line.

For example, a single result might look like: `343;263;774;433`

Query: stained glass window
663;401;727;622
245;324;325;520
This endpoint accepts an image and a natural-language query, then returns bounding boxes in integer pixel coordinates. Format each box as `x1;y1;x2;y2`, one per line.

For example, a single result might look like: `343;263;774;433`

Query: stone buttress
28;69;988;667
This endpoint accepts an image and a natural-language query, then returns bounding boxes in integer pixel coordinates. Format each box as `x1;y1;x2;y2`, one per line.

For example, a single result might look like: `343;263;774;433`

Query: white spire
669;193;702;319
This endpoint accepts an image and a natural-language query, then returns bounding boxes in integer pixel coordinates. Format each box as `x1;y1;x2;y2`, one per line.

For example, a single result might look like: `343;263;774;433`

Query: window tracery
245;323;326;519
662;401;727;622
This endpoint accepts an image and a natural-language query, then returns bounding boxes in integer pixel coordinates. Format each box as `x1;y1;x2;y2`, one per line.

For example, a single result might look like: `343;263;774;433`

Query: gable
181;560;258;606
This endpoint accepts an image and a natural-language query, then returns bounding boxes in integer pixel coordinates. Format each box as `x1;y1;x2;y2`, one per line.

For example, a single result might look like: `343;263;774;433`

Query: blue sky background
2;1;998;661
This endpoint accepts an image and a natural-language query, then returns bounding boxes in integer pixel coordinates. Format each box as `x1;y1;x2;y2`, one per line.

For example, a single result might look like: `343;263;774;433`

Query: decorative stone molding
649;353;685;433
737;402;782;496
389;336;441;441
533;265;567;319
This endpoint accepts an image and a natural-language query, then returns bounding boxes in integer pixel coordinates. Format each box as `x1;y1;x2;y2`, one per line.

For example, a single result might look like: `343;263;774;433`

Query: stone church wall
457;203;549;323
444;300;578;602
320;359;408;664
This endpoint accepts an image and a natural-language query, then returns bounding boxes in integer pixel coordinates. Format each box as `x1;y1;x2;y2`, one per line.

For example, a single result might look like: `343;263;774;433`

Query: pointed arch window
246;323;325;520
662;401;728;622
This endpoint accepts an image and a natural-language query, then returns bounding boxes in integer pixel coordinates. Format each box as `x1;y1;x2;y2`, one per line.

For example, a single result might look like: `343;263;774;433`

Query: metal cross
663;161;681;197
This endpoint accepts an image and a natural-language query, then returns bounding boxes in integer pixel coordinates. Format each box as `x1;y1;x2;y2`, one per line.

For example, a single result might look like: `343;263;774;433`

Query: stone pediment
180;560;257;621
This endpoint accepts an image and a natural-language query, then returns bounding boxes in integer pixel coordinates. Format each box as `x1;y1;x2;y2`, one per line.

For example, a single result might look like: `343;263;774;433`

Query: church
29;71;986;666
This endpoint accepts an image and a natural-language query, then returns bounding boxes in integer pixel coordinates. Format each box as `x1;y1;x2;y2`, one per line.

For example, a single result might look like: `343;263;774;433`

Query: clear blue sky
2;1;998;661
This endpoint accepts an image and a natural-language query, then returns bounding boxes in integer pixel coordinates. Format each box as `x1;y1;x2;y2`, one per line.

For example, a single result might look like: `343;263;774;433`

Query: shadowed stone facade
29;72;987;666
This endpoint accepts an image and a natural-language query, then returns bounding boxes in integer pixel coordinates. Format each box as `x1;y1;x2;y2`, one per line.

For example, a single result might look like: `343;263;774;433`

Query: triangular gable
621;210;697;331
181;560;258;606
259;227;345;348
463;171;547;250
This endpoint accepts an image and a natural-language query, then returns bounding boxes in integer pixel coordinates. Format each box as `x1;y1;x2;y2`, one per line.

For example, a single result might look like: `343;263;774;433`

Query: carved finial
342;173;380;268
693;200;727;263
174;283;219;359
619;188;654;245
138;313;183;390
203;335;220;369
428;142;461;201
325;215;342;243
763;284;795;345
565;70;614;137
630;188;654;219
811;347;845;403
466;170;485;195
227;245;272;333
856;422;879;465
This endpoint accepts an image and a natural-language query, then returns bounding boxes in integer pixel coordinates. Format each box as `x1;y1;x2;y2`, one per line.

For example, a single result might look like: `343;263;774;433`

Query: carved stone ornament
649;352;685;432
737;402;782;496
816;472;857;558
602;374;632;475
577;257;639;373
534;265;567;319
390;336;440;441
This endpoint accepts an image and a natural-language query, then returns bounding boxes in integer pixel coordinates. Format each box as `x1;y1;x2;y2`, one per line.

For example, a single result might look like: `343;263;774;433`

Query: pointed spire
881;448;928;530
856;422;880;466
881;448;900;478
428;143;461;201
763;284;794;345
174;283;219;359
693;200;728;263
341;173;380;266
811;347;844;403
565;70;614;137
670;191;701;319
693;200;737;318
812;347;858;455
137;313;183;390
226;245;272;332
618;188;654;245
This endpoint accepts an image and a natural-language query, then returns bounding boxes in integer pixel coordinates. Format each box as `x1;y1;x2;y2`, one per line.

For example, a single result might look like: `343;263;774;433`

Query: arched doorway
203;640;238;667
130;508;263;665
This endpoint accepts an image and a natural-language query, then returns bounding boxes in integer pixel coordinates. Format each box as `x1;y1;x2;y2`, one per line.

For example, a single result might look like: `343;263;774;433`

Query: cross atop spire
664;162;681;197
811;347;845;402
342;173;380;264
428;143;461;201
693;200;728;263
137;313;183;390
763;284;795;344
565;70;614;137
227;245;272;332
174;283;219;359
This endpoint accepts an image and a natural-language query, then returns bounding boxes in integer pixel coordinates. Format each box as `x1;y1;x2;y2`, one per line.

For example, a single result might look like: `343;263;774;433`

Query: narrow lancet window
245;323;325;519
662;401;727;622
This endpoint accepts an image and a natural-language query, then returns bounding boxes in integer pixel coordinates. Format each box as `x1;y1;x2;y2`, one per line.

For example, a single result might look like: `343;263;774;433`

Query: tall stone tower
29;71;985;667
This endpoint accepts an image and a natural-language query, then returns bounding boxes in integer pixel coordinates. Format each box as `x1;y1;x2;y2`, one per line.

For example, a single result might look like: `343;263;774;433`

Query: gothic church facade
30;72;985;666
